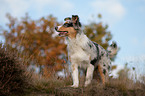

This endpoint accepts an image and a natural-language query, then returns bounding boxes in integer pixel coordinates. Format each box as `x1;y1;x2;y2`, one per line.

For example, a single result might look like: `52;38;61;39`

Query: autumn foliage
3;14;66;77
2;14;113;77
85;22;112;49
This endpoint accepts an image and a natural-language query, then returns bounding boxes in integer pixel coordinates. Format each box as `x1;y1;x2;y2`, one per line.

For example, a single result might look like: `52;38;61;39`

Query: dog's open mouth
57;31;68;36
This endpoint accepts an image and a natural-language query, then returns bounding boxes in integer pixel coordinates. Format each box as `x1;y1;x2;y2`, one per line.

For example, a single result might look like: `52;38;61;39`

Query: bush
0;43;32;96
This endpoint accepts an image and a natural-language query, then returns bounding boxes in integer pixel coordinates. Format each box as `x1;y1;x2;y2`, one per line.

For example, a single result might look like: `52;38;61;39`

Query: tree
84;14;112;49
3;13;66;77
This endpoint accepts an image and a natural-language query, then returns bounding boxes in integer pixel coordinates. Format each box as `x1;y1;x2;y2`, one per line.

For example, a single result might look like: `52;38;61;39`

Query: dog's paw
84;81;91;87
84;83;89;87
70;84;79;88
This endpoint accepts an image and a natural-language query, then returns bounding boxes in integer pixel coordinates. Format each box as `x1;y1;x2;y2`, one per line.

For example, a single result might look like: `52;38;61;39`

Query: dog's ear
64;17;71;21
112;42;117;48
72;15;81;30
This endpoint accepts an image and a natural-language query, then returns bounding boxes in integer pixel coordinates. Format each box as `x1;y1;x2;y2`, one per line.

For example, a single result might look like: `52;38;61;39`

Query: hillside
25;75;145;96
0;43;145;96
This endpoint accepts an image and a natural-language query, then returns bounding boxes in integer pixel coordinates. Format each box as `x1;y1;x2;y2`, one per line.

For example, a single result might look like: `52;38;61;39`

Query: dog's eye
63;23;69;27
63;23;73;27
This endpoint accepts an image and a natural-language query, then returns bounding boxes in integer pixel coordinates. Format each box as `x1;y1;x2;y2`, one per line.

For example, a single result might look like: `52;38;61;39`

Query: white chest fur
67;32;96;68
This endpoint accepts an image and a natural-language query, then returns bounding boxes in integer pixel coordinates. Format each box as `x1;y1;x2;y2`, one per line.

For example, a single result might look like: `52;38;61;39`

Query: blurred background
0;0;145;79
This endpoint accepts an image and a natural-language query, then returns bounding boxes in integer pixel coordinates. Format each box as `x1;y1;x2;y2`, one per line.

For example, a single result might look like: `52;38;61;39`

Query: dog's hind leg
84;64;94;87
98;64;107;85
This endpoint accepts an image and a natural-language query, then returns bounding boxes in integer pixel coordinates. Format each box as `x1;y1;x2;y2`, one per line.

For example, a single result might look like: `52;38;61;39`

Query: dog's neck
67;30;83;40
66;30;90;49
67;30;82;41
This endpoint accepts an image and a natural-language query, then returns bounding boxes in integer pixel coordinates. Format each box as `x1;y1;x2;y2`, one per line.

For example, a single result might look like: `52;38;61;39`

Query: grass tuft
0;43;32;96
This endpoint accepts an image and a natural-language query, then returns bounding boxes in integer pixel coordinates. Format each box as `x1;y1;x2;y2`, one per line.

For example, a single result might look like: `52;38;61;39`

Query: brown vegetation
26;74;145;96
3;14;67;77
0;44;32;96
0;44;144;96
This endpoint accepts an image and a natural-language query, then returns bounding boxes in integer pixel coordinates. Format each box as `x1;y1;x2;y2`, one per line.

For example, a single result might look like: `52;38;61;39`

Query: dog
55;15;118;88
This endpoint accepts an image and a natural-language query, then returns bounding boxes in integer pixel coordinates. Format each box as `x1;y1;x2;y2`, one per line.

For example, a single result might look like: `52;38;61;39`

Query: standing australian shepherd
55;15;118;88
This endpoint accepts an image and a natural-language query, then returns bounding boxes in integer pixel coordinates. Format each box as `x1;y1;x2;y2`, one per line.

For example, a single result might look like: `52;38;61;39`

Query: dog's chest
68;41;89;60
69;45;90;68
67;36;91;67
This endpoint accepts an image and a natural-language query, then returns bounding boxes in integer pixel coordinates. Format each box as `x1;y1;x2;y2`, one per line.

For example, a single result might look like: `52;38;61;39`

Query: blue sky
0;0;145;74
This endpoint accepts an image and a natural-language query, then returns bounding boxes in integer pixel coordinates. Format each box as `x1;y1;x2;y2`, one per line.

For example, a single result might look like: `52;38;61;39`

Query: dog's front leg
71;64;79;88
85;64;94;87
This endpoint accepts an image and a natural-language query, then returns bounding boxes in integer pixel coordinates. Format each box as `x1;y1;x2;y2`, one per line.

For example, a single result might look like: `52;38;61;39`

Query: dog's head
55;15;81;38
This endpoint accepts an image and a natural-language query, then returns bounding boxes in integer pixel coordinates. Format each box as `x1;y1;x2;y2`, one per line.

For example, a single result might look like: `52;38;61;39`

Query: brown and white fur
55;15;118;88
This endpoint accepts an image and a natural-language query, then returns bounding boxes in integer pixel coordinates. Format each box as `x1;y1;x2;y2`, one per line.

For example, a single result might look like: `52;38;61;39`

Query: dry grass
24;73;145;96
0;43;32;96
0;43;145;96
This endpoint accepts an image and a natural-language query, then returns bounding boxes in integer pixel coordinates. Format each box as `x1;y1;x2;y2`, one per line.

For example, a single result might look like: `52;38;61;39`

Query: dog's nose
55;26;58;31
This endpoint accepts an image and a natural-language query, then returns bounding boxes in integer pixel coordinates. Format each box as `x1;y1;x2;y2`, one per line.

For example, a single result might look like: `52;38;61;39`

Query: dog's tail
107;41;118;59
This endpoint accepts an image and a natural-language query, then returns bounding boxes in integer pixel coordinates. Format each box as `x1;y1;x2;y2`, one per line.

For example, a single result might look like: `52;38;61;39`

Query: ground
25;76;145;96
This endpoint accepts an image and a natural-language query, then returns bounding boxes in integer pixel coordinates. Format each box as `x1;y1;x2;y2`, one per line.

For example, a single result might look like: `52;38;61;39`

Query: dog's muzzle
55;26;68;36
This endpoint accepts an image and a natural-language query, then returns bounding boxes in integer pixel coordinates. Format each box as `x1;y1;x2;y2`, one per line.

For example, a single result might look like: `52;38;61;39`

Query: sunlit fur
55;16;118;88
